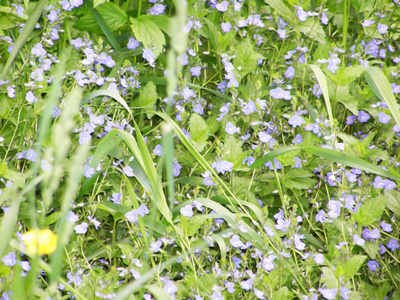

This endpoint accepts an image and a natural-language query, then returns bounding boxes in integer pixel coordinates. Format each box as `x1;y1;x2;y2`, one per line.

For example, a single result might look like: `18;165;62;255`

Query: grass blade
364;67;400;130
307;64;333;127
1;0;46;79
250;146;400;181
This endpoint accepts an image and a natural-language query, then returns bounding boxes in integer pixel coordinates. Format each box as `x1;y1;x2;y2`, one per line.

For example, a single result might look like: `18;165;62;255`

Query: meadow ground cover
1;0;400;299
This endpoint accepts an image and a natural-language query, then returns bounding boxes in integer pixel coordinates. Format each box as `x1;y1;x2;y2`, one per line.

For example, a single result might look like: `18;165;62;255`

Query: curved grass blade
1;0;46;80
81;90;133;118
364;67;400;130
89;0;120;51
250;146;400;181
307;64;333;127
0;198;21;259
140;76;234;102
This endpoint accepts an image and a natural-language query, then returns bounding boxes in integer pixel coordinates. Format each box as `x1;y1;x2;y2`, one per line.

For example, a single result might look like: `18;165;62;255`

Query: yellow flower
22;229;58;255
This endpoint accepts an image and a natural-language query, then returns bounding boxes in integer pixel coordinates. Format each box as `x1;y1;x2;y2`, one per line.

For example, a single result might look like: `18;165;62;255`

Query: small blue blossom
314;254;325;264
378;112;391;124
380;221;393;232
387;239;399;251
285;66;295;79
149;4;166;15
212;159;233;174
150;240;162;252
74;222;88;234
270;87;292;100
353;234;365;246
225;122;239;135
216;1;228;12
173;162;181;176
180;205;194;217
221;22;232;32
288;115;305;128
358;110;370;123
362;19;375;27
377;23;388;34
240;278;253;290
143;49;155;67
123;165;135;177
127;37;140;50
2;252;16;267
163;280;178;294
367;260;379;272
319;288;337;300
262;254;277;271
153;144;163;156
190;66;201;77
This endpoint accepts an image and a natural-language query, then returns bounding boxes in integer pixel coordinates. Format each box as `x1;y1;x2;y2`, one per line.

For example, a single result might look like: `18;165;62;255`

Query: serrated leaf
332;65;368;86
146;15;171;36
222;135;247;169
130;15;165;58
322;267;338;289
264;0;293;22
362;242;380;259
333;85;360;115
354;196;387;226
385;190;400;217
295;18;326;44
189;114;209;152
272;287;289;300
233;38;265;77
97;201;131;220
93;0;106;8
135;81;158;108
283;177;317;189
343;255;367;279
75;2;128;34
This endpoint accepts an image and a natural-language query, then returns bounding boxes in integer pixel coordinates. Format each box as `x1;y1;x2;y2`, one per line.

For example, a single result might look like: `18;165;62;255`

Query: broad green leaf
233;38;265;77
264;0;293;22
385;190;400;218
272;287;290;300
221;135;247;169
365;67;400;131
189;114;209;152
333;85;360;115
362;242;380;259
295;18;326;44
283;177;317;189
321;267;338;289
93;0;107;8
343;255;367;279
130;15;165;58
75;2;128;34
97;202;131;220
135;81;159;108
147;15;171;36
250;146;400;182
331;65;368;86
210;233;227;265
354;196;387;226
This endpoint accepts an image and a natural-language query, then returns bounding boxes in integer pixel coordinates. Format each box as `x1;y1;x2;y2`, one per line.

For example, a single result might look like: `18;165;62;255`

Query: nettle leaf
385;190;400;217
93;0;107;8
354;195;387;226
134;81;158;118
130;15;165;58
74;2;128;34
322;267;338;289
332;85;360;115
264;0;293;22
221;135;247;169
362;242;380;259
330;65;368;86
294;18;326;44
283;169;318;189
189;114;209;152
343;255;367;279
233;38;265;77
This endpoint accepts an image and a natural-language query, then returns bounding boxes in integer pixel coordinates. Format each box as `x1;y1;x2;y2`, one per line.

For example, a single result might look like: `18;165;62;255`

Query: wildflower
2;252;17;266
314;254;324;264
230;235;245;248
321;12;329;25
221;22;232;32
240;278;253;290
319;288;337;299
149;4;165;15
340;287;351;300
361;20;375;27
143;49;155;67
153;145;163;156
285;66;295;79
26;91;38;104
7;86;15;98
225;282;235;293
258;131;272;143
270;87;292;100
293;134;303;144
380;221;393;232
358;111;370;123
353;234;365;246
225;122;239;135
22;229;58;255
180;205;194;217
378;112;391;124
163;280;178;294
127;37;140;50
288;115;305;128
216;1;228;12
74;222;88;234
262;254;277;271
66;211;79;223
242;100;257;115
190;66;201;77
367;260;379;271
387;239;399;251
212;159;233;174
173;162;181;176
377;23;388;34
150;240;162;252
277;28;286;39
202;171;214;186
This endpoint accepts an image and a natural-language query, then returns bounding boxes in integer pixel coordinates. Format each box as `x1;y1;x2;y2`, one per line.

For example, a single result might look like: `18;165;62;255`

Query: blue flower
240;278;253;290
216;1;228;12
358;110;370;123
74;222;88;234
285;66;295;79
270;87;292;100
153;144;163;156
2;252;16;267
180;205;194;217
367;260;379;271
212;159;233;174
380;221;393;232
221;22;232;32
288;115;305;128
377;23;388;34
318;288;337;299
378;112;391;124
149;4;165;15
127;37;140;50
387;239;399;251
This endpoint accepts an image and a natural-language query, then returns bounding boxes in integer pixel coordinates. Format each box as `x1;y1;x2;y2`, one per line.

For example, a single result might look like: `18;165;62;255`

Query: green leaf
365;67;400;131
321;267;338;289
135;81;159;108
264;0;293;22
97;202;131;220
75;2;128;34
362;242;380;259
295;18;326;44
331;65;368;86
283;177;317;190
130;15;165;58
343;255;367;279
272;287;290;300
189;114;209;152
332;85;360;115
233;38;265;77
250;146;400;182
221;135;247;169
385;190;400;218
354;196;387;226
147;15;171;36
93;0;107;8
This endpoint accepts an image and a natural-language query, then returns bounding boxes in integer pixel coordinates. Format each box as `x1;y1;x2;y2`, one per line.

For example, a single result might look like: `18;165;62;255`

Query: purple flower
66;211;79;223
346;116;357;125
285;66;295;79
216;1;228;12
7;86;15;98
277;28;286;39
288;115;305;128
230;234;244;248
150;240;162;252
180;205;194;217
293;233;306;250
153;144;163;156
31;43;46;57
221;22;232;32
26;149;37;162
123;165;135;177
353;234;365;246
240;278;253;290
149;4;165;15
361;20;375;27
262;254;277;271
190;66;201;77
163;280;178;294
270;87;292;100
327;200;342;219
74;222;88;234
321;12;329;25
242;100;257;115
357;110;370;123
378;112;391;124
225;282;235;293
387;239;399;251
377;23;388;34
319;288;337;300
295;6;307;21
212;159;234;174
173;162;181;176
26;91;38;104
367;260;379;271
225;122;239;135
143;49;155;67
258;132;272;143
373;176;385;189
293;134;303;144
2;252;16;267
314;254;324;264
380;221;393;232
127;37;140;50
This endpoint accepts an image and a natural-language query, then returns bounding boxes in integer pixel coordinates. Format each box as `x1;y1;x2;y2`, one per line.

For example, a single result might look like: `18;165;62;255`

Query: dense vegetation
1;0;400;299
